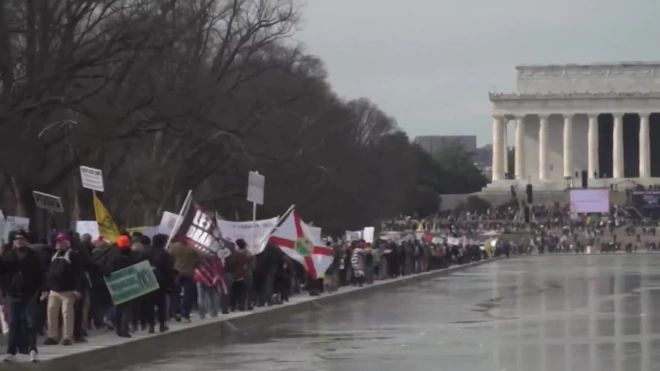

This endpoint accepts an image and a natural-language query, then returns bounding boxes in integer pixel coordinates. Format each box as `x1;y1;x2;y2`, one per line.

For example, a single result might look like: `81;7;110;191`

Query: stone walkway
2;260;498;366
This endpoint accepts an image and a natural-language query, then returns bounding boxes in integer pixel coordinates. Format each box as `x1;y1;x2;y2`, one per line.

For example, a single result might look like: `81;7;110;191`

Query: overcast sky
295;0;660;146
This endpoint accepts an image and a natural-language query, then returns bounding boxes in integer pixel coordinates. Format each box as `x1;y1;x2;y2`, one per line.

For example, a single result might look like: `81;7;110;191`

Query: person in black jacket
143;234;174;333
42;233;84;346
0;230;44;363
112;235;136;338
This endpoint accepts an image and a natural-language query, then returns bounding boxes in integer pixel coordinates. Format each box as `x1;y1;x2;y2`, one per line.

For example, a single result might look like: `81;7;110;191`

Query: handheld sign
105;261;159;305
32;191;64;213
80;166;104;192
247;171;265;205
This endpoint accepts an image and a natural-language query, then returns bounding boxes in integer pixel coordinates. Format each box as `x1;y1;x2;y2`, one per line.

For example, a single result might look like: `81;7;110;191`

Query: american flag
195;255;227;294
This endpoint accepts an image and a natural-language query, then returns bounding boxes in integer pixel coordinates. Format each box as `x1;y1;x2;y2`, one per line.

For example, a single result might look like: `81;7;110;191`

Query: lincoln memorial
486;62;660;191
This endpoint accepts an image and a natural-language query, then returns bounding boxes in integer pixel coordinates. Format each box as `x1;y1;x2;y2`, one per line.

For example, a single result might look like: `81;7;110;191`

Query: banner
175;203;231;259
632;191;660;210
104;261;159;305
216;217;278;254
93;192;120;242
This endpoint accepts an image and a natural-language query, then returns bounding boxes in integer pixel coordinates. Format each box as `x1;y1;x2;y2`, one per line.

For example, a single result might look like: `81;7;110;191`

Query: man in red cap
42;233;84;346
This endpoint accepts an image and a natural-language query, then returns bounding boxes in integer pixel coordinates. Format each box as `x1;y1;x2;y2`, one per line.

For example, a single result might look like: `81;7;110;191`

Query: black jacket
143;245;174;288
45;249;84;292
0;246;45;297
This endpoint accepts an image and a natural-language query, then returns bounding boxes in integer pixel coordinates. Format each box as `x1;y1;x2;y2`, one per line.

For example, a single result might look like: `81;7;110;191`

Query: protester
43;233;84;347
168;241;205;322
143;234;173;333
0;230;44;362
112;235;135;338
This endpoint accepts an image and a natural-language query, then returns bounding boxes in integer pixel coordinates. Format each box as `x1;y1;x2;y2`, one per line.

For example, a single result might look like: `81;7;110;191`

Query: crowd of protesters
0;224;496;363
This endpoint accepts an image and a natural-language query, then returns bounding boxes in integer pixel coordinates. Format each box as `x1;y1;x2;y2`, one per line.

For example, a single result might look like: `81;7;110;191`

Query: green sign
104;260;159;305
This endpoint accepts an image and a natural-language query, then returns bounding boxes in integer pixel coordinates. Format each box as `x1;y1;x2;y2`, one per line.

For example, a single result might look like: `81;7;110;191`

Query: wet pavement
124;255;660;371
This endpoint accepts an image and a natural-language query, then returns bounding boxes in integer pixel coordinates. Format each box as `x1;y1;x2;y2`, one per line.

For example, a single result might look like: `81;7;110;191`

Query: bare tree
0;0;457;236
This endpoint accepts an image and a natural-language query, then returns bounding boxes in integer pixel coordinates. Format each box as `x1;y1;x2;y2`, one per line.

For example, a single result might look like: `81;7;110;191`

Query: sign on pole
104;261;159;305
32;191;64;213
247;171;265;205
80;166;104;192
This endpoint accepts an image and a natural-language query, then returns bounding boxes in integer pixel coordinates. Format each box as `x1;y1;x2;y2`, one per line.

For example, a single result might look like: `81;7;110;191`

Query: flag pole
251;201;257;253
165;190;193;249
256;204;294;254
251;171;259;254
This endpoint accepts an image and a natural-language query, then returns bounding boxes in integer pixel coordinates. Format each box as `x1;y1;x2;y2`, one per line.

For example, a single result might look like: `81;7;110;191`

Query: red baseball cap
56;233;69;241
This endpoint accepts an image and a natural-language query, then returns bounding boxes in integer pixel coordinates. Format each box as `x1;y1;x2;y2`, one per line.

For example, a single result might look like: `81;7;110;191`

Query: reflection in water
123;255;660;371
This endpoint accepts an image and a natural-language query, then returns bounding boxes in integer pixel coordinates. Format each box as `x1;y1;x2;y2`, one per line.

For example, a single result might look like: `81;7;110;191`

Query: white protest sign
247;171;265;205
363;226;375;244
32;191;64;213
216;217;278;254
345;230;362;241
4;216;30;243
76;221;101;241
157;211;181;235
80;166;104;192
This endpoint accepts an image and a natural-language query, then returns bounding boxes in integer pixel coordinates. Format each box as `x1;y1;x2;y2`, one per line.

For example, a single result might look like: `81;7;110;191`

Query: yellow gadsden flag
93;192;120;242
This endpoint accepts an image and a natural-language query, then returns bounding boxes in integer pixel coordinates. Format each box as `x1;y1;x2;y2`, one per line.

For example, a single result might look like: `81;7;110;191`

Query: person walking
0;230;44;362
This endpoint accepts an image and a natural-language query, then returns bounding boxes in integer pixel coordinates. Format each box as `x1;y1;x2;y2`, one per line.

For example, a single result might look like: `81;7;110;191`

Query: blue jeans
171;275;196;319
6;295;38;355
196;283;220;318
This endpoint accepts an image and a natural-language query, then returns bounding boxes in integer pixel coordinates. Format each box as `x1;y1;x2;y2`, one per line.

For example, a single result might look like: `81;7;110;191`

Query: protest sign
105;261;159;305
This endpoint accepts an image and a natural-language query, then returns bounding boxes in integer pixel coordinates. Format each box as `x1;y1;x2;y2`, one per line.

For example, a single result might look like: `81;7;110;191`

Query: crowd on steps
0;227;494;363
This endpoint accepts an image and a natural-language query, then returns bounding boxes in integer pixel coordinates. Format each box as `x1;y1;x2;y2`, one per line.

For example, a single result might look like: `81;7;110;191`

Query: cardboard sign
32;191;64;213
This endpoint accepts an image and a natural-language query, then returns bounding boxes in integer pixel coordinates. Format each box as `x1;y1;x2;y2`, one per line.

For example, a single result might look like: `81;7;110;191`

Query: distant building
414;135;477;155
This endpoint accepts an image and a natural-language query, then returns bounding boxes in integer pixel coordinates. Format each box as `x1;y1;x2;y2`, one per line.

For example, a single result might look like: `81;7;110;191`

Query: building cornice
489;91;660;102
516;61;660;70
515;63;660;80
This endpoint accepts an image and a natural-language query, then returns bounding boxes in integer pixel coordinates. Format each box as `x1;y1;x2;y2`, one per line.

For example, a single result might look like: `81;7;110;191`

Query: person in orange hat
116;236;131;250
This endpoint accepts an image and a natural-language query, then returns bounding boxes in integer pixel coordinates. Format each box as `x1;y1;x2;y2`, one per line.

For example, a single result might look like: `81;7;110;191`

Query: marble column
563;114;573;178
639;112;650;178
514;116;525;180
538;115;549;181
502;119;508;177
612;114;624;178
492;116;504;181
587;115;599;179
